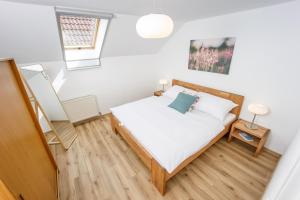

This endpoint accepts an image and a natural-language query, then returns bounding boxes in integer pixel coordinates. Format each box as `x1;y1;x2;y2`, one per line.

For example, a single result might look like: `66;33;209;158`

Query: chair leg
151;159;166;195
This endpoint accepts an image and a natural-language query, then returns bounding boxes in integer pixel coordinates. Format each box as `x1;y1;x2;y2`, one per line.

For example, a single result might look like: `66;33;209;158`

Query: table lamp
159;79;168;91
246;103;269;129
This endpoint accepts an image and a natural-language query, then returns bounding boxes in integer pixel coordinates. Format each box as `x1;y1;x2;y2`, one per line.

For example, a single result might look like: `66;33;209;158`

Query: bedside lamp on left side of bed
159;79;168;92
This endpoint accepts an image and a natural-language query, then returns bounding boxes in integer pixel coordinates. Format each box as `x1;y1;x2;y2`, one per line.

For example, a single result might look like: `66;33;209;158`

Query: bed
110;79;244;195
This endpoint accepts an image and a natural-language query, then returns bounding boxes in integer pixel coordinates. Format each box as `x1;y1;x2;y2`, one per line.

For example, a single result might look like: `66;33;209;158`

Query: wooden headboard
172;79;244;117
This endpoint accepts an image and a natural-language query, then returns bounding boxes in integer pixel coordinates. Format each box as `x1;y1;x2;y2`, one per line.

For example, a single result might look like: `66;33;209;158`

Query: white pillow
194;92;237;121
182;87;198;96
163;85;198;99
163;85;185;99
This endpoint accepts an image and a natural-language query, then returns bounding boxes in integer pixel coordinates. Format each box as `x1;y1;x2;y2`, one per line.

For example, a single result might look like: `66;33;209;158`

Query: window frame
55;7;113;71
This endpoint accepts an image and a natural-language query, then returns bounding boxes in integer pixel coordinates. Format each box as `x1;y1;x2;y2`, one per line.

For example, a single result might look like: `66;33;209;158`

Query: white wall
262;129;300;200
155;1;300;153
40;55;159;114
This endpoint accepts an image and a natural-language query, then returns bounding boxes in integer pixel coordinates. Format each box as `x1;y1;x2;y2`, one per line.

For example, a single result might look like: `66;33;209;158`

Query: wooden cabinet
0;59;58;200
0;180;16;200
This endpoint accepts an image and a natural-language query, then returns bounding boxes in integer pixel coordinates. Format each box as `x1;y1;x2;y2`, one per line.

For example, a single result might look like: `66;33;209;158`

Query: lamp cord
153;0;164;14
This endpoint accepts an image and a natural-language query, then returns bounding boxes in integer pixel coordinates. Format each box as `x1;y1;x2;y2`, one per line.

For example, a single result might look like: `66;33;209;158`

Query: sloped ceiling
102;14;182;57
0;0;293;63
0;1;63;63
5;0;293;21
0;1;180;63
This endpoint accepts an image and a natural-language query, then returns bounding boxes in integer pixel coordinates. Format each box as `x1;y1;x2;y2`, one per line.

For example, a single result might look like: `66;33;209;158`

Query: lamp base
245;123;258;130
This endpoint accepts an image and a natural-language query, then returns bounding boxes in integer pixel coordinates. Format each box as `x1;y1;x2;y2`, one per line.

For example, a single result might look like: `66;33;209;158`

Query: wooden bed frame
109;79;244;195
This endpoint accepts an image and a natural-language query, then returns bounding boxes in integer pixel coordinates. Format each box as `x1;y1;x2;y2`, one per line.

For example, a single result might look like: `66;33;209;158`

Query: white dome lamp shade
246;103;269;130
136;14;174;39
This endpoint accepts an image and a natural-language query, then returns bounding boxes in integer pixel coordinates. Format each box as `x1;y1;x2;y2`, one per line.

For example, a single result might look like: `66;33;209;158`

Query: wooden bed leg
151;159;166;195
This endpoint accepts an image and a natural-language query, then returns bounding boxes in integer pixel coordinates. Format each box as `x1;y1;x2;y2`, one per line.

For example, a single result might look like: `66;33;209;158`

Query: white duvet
111;96;232;173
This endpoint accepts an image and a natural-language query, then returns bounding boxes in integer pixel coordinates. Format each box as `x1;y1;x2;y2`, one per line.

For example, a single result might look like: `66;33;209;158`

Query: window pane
60;15;99;49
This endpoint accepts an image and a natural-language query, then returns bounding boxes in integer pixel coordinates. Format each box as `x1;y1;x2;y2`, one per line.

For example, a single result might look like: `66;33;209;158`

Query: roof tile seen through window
60;15;100;49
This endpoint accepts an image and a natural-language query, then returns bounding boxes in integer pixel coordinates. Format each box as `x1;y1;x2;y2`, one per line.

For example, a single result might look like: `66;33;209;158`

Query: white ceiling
5;0;293;21
0;0;294;63
0;0;181;63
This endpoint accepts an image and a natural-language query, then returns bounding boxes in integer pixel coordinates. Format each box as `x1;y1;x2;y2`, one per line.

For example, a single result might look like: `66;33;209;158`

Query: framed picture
188;37;236;74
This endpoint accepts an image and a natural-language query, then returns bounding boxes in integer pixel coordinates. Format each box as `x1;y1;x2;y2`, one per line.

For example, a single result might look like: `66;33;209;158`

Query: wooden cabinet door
0;60;58;200
0;180;16;200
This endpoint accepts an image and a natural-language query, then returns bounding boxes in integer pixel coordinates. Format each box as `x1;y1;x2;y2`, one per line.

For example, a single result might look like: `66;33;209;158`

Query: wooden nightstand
154;90;163;96
228;119;270;156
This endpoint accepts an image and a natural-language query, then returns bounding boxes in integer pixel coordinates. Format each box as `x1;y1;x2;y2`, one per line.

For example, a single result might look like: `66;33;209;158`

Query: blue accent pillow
168;92;198;114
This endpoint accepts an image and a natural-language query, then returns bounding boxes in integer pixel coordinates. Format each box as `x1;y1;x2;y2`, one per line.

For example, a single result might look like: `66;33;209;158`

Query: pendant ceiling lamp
136;0;174;39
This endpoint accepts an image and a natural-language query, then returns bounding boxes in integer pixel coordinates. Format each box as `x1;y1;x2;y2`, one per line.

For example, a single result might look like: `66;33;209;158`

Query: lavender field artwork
188;37;236;74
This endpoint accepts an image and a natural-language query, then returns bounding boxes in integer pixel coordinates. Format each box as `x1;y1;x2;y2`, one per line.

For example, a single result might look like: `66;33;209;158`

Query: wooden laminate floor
49;115;279;200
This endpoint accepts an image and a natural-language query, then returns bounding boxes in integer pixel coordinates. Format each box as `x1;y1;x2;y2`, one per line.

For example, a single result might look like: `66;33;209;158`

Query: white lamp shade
159;79;168;85
136;14;174;39
248;104;269;115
